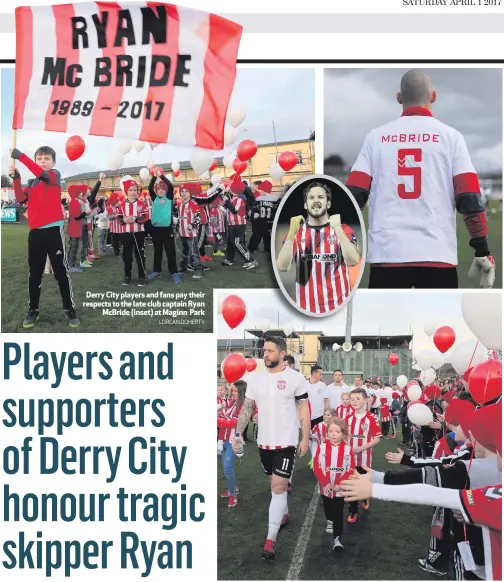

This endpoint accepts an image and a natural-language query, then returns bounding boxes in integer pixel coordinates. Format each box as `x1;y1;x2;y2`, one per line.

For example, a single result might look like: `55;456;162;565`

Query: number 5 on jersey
398;148;422;199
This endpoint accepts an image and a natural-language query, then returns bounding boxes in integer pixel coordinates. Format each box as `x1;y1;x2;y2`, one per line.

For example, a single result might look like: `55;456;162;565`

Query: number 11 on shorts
398;148;422;199
281;458;289;472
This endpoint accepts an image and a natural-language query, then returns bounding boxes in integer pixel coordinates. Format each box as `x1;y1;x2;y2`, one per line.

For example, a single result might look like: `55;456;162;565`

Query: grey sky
1;67;314;182
216;289;497;357
324;68;502;174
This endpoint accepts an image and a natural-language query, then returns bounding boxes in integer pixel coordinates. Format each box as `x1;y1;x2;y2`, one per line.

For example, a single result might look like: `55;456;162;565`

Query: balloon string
468;340;479;369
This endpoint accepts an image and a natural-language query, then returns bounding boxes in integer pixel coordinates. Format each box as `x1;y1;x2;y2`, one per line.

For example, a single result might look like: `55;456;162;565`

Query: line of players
218;338;501;579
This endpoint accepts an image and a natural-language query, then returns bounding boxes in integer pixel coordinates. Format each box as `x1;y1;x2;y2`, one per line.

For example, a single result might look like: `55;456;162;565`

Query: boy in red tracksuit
114;179;149;286
314;418;355;550
67;185;88;272
9;145;79;328
380;397;392;437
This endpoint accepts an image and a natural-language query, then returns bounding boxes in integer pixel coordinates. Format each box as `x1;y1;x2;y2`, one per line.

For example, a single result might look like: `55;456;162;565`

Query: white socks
267;491;288;541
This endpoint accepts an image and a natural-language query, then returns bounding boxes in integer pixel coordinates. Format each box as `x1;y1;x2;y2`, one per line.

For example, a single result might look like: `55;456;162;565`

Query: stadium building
64;136;315;195
218;330;414;384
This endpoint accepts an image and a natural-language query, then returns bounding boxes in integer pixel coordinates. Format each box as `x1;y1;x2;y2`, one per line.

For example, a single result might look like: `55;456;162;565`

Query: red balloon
223;179;230;188
406;380;419;389
233;158;248;175
463;366;474;383
468;360;502;404
237;139;258;162
388;352;399;366
423;385;442;401
433;326;456;353
173;169;181;178
65;135;86;161
278;151;298;172
443;390;455;403
222;353;247;384
246;359;257;372
209;160;217;172
222;295;246;329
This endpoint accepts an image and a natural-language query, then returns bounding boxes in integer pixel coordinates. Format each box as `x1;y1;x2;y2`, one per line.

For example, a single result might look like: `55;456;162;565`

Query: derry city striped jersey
347;412;382;467
292;222;357;314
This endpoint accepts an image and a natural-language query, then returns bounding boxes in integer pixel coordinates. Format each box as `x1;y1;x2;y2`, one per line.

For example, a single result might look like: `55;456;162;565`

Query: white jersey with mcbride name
245;367;308;449
349;109;479;265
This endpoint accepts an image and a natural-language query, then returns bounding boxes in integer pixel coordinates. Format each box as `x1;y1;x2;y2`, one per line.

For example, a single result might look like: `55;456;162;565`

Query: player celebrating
232;336;310;561
276;182;360;314
346;69;496;289
346;387;382;523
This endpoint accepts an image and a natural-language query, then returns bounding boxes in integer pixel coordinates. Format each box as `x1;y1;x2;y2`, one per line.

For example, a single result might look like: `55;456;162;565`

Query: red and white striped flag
13;2;242;150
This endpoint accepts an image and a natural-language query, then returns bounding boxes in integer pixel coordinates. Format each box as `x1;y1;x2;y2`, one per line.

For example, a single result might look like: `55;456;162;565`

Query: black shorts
311;416;323;430
259;447;296;478
369;266;458;289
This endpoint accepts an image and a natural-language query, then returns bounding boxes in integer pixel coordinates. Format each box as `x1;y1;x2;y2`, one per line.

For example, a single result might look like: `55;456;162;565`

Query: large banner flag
13;2;242;150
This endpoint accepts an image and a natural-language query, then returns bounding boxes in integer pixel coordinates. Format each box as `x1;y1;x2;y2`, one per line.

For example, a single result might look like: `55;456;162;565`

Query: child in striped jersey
311;408;337;450
314;418;355;551
335;393;352;420
380;397;392;438
347;388;382;523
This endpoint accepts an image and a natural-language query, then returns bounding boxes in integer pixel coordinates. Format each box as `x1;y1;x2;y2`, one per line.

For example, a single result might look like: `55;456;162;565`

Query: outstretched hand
385;447;404;464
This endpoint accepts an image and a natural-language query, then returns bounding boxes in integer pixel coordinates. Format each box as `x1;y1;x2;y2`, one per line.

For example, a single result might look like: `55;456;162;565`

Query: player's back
352;111;477;265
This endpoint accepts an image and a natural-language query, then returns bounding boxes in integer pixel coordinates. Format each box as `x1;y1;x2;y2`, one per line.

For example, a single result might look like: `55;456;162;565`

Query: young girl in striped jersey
314;418;355;550
335;393;352;420
115;179;149;286
311;408;336;450
217;381;246;508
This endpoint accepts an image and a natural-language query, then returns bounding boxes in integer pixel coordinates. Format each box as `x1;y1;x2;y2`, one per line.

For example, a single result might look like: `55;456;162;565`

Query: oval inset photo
272;175;366;317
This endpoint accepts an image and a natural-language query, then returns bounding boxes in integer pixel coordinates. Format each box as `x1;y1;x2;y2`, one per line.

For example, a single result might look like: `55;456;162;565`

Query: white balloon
199;171;210;181
224;128;237;146
283;323;295;336
224;155;235;170
259;319;271;332
166;174;174;184
269;162;285;180
424;322;437;337
172;161;180;172
119;138;132;155
448;340;487;375
384;387;393;397
407;384;422;401
211;174;222;186
108;152;124;171
191;148;214;176
408;403;433;426
415;350;437;371
227;106;246;128
133;140;145;153
431;352;445;370
139;167;150;182
396;375;408;389
420;368;437;385
461;293;502;351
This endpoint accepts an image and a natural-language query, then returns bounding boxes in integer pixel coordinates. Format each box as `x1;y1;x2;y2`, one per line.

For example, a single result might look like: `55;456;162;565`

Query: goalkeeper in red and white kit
346;69;495;289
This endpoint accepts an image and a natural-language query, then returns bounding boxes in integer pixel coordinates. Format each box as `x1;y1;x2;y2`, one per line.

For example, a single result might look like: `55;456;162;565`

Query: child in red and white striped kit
311;408;336;450
380;396;392;438
346;387;382;523
314;418;355;551
222;185;258;269
178;184;204;279
336;393;352;420
114;179;149;286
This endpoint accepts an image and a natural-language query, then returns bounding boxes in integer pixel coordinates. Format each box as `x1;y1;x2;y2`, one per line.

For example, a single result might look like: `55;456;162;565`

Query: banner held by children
13;2;242;149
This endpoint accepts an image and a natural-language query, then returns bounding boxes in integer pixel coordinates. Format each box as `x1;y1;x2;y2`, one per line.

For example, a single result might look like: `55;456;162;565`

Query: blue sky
1;67;314;180
216;289;499;358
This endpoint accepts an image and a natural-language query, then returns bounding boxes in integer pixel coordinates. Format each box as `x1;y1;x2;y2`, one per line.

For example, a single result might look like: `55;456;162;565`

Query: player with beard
233;336;310;561
277;182;360;314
